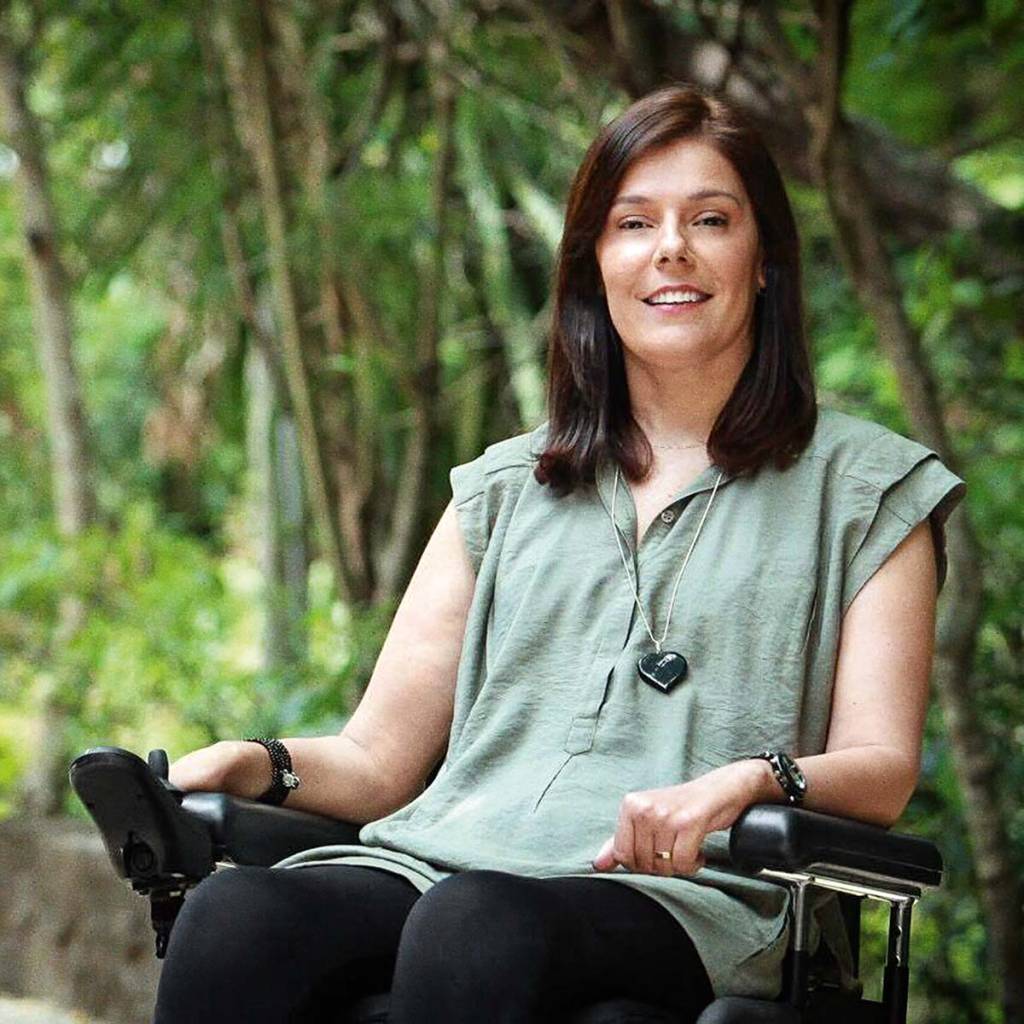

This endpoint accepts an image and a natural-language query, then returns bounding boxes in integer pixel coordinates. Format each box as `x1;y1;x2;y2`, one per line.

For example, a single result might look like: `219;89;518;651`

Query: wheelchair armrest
70;746;367;959
70;746;216;887
729;804;942;892
70;746;363;888
182;792;364;868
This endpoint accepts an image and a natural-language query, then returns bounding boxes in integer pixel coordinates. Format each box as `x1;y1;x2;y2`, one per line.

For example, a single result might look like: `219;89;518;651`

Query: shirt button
660;509;676;524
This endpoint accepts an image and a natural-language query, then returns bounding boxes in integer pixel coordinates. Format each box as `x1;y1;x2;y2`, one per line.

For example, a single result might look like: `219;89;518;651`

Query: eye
617;214;726;230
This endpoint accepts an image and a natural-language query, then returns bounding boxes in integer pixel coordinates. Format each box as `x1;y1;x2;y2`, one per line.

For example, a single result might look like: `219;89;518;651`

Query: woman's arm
742;517;939;827
594;517;940;875
170;500;477;824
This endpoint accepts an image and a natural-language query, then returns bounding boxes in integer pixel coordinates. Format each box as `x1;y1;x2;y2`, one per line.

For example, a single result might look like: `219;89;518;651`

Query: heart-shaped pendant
638;651;688;694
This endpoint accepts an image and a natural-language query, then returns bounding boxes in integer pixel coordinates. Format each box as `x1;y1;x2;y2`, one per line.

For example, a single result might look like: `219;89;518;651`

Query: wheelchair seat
69;747;942;1023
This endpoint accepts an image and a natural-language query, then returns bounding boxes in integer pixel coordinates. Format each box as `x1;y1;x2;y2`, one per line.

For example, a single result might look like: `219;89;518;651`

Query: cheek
708;236;760;285
600;240;651;286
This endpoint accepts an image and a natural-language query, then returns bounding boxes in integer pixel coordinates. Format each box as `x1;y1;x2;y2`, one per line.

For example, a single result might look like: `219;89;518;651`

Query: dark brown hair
535;83;816;493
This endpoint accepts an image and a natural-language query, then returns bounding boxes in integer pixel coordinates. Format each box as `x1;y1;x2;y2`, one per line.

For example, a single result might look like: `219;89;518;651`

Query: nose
654;221;693;264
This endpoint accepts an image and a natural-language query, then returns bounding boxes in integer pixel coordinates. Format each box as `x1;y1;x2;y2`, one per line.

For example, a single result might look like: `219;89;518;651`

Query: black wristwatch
752;749;807;806
244;736;301;805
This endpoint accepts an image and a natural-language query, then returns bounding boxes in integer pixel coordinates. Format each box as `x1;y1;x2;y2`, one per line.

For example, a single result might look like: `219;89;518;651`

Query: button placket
585;464;734;752
563;623;621;754
630;492;717;665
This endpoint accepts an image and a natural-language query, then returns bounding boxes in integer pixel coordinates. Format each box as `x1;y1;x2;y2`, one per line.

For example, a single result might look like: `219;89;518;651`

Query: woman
155;84;965;1023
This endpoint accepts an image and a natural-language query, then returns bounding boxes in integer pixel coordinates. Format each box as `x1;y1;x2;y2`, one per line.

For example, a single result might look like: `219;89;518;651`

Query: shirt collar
595;454;733;542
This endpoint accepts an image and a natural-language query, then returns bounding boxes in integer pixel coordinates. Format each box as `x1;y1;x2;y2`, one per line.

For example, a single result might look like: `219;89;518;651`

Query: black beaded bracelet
243;736;301;805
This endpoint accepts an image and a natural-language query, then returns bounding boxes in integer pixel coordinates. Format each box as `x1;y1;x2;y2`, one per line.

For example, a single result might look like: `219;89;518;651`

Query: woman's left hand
592;760;761;876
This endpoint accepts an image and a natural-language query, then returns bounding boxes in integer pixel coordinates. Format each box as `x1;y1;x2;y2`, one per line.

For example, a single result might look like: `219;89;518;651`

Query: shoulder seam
866;498;913;528
483;455;536;476
482;428;544;476
806;424;929;495
802;450;889;493
805;422;889;463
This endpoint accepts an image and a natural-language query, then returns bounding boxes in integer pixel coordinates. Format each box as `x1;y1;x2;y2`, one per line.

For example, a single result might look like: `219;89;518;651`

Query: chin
626;340;710;366
626;328;743;365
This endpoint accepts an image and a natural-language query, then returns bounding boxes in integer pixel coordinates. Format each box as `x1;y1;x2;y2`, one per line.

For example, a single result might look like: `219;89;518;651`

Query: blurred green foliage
0;1;1021;1020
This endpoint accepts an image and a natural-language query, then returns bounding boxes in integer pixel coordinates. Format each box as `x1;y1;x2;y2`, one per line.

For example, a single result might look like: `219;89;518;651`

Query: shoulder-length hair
535;83;816;494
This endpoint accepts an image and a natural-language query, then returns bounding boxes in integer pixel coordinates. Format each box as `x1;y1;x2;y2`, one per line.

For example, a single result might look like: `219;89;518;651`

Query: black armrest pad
182;793;364;868
729;805;942;888
70;746;216;886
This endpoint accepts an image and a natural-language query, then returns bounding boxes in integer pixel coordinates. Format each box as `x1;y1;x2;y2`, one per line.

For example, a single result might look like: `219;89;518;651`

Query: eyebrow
610;189;743;208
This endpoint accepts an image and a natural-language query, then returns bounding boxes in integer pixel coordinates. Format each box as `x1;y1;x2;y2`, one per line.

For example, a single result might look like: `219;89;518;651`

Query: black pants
153;864;715;1023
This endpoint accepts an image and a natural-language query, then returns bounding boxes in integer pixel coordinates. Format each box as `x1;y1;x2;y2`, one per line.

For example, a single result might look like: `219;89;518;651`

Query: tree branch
794;4;1024;1017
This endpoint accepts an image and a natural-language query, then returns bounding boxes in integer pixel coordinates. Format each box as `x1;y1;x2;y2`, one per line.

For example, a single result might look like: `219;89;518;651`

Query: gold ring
655;850;672;860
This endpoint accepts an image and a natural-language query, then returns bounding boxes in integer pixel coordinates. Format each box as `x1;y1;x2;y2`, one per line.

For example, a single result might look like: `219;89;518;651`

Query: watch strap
754;749;805;806
244;736;301;805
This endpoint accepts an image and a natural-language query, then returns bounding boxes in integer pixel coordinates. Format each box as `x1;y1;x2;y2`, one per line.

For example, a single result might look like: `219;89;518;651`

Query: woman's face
594;137;765;371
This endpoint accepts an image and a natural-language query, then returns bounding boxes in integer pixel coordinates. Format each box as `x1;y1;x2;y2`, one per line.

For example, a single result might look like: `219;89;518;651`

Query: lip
645;299;710;316
641;283;712;303
641;284;713;315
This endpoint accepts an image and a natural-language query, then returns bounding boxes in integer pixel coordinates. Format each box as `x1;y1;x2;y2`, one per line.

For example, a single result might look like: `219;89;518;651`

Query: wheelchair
69;746;942;1023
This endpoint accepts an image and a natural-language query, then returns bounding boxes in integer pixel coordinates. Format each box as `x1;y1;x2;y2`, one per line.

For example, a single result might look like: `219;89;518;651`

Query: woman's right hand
168;740;271;800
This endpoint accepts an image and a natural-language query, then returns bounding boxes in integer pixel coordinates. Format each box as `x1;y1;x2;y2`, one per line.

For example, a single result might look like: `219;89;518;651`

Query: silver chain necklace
608;466;724;694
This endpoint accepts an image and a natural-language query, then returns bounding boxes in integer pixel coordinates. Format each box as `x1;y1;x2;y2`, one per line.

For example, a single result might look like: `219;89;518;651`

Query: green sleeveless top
275;406;965;1000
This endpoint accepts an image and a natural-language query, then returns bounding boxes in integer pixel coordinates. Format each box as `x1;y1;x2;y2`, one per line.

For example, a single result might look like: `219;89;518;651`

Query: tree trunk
800;5;1024;1019
197;11;309;676
0;39;93;538
246;324;308;673
261;1;378;605
374;19;457;601
212;2;349;603
0;33;95;817
453;245;500;466
455;94;546;428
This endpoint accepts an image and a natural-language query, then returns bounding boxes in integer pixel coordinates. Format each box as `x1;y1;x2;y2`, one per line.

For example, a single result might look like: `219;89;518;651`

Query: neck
624;337;752;447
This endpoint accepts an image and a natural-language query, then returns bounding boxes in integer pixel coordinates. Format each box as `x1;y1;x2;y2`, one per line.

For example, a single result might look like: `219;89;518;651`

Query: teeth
647;290;707;304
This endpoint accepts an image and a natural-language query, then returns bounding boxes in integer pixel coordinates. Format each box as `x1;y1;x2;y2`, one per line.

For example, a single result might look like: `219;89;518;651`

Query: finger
632;812;655;875
614;810;638;872
652;830;676;876
672;829;705;877
592;836;617;871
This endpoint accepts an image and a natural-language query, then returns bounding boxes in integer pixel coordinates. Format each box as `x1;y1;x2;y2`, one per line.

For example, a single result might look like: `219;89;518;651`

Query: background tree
0;5;96;814
0;1;1020;1019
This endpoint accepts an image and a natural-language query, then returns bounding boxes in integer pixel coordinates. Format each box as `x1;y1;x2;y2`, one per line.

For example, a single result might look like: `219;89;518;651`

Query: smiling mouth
642;295;712;308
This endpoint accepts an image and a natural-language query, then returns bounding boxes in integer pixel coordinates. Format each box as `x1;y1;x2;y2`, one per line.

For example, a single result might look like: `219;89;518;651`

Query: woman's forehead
614;138;746;205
